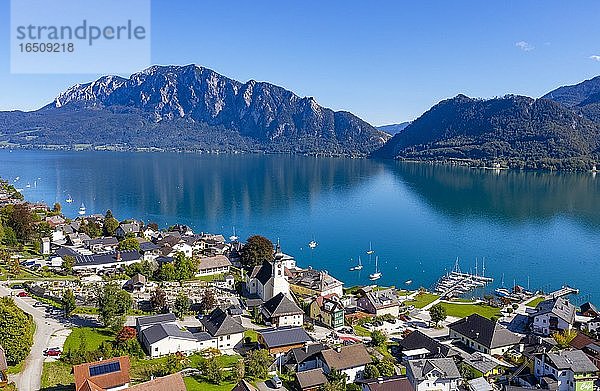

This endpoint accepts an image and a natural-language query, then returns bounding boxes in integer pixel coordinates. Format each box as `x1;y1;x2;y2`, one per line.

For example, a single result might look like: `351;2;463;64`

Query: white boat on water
308;240;318;249
78;203;86;215
405;280;413;285
229;227;239;242
350;257;363;271
369;256;382;281
495;288;511;297
366;242;374;255
66;195;73;203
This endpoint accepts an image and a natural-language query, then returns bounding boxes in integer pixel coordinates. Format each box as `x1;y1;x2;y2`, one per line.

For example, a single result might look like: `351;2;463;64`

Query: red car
44;348;61;357
17;291;28;297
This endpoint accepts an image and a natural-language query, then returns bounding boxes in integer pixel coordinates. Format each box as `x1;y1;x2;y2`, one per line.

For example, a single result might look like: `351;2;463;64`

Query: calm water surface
1;150;599;300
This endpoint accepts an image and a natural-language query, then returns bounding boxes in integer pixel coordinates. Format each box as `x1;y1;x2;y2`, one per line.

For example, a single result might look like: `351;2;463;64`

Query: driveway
256;380;288;391
0;284;70;391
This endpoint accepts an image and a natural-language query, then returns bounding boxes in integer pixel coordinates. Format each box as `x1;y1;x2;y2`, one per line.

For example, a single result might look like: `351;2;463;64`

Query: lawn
353;324;371;337
439;302;501;319
526;296;545;308
40;360;74;390
405;293;439;308
129;353;243;382
63;327;114;352
7;361;24;374
184;377;237;391
244;329;259;343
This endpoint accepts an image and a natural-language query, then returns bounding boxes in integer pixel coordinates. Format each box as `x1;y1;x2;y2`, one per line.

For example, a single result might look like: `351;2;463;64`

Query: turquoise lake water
1;150;599;300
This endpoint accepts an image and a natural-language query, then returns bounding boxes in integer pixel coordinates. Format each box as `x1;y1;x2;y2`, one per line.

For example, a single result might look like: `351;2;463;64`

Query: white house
136;313;178;333
320;344;372;382
140;323;204;358
406;358;461;391
200;308;246;354
534;350;598;391
356;288;400;317
247;258;289;302
261;292;304;327
530;297;576;336
448;314;521;355
196;255;232;277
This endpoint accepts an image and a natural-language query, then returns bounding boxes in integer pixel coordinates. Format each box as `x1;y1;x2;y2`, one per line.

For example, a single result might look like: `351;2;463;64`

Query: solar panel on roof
89;361;121;377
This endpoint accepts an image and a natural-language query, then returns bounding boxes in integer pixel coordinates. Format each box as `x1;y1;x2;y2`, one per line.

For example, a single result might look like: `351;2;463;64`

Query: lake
1;150;599;300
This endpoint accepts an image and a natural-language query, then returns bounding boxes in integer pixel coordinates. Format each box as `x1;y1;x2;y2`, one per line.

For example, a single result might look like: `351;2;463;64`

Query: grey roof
321;344;372;370
254;261;273;285
259;326;312;348
365;288;400;309
193;331;214;342
289;268;343;292
406;358;461;381
136;313;177;328
468;377;493;391
399;330;457;358
448;314;521;349
545;350;599;373
296;368;328;389
75;250;141;266
53;246;79;258
263;293;303;318
197;255;232;271
85;237;119;247
200;308;245;337
141;323;197;345
139;242;160;252
580;302;598;315
532;298;576;324
287;343;326;365
463;352;507;374
118;222;140;233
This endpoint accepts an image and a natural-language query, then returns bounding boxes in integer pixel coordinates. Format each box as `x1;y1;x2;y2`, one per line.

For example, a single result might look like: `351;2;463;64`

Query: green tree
8;258;21;277
173;291;190;319
244;349;271;379
199;289;216;314
363;363;380;379
199;357;224;384
36;221;52;239
62;255;75;274
157;262;176;281
79;220;102;238
429;303;447;327
62;289;76;317
6;204;34;242
104;215;119;237
325;368;346;390
118;237;140;251
553;329;578;348
234;359;245;382
174;252;196;281
370;329;387;347
150;288;168;313
2;227;18;246
97;283;132;331
52;202;62;213
377;356;396;377
0;297;35;364
105;209;114;219
240;235;274;269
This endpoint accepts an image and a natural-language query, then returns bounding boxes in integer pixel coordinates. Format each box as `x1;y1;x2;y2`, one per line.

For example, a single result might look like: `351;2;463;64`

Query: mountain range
0;65;390;156
1;65;600;169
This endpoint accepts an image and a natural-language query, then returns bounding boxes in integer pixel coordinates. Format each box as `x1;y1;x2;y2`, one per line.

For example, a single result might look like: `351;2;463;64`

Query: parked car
10;284;23;290
17;291;29;297
44;348;61;357
271;375;283;389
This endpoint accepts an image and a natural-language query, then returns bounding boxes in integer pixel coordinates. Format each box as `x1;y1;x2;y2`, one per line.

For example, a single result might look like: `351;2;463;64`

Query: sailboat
369;256;382;281
366;242;374;255
78;203;86;215
495;273;510;297
229;227;239;242
308;240;318;249
350;257;363;271
66;195;73;203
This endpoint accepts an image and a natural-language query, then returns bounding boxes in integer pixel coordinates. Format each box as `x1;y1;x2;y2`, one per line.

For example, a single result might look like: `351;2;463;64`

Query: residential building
569;333;600;370
135;313;178;333
358;375;414;391
309;294;345;329
116;222;141;239
73;250;142;272
73;356;130;391
85;237;119;253
357;288;400;317
296;368;328;391
398;330;459;361
123;274;147;293
534;349;598;391
196;255;232;277
288;268;343;298
580;303;599;318
258;326;313;355
285;343;327;373
467;377;494;391
199;307;246;354
261;292;304;327
126;373;186;391
139;241;161;262
246;258;290;302
156;235;193;258
462;352;512;378
320;343;372;382
140;323;206;358
448;314;521;355
530;297;576;336
232;379;259;391
406;358;461;391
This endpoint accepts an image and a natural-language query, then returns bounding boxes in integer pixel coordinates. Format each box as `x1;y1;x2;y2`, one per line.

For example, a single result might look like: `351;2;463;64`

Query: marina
434;258;494;298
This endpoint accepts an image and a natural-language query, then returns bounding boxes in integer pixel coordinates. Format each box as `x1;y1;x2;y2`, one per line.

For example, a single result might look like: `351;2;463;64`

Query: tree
173;291;190;319
174;252;196;281
325;368;346;390
363;363;380;379
157;262;176;281
234;359;245;382
116;326;137;343
118;237;140;251
429;303;447;327
553;329;578;348
240;235;274;269
199;357;223;384
2;227;18;247
199;289;216;314
104;216;119;237
6;204;34;242
370;329;387;347
244;349;271;379
0;297;35;364
147;222;159;231
377;356;396;377
164;352;186;374
151;288;168;313
79;220;102;238
62;255;75;274
97;283;132;331
105;209;114;219
52;202;62;213
62;289;76;317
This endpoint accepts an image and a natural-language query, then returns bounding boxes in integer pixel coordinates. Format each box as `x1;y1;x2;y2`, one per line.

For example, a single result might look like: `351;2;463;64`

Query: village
0;181;599;391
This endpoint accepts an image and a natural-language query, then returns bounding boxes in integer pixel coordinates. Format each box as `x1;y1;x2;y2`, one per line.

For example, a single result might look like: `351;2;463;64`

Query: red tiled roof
126;373;186;391
73;356;130;391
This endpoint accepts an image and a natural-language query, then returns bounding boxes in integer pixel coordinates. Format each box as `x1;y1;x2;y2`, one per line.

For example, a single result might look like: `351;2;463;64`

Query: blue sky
2;0;600;125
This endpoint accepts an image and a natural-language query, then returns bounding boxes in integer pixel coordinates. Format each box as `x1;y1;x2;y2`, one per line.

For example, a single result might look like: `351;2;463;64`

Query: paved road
0;284;67;391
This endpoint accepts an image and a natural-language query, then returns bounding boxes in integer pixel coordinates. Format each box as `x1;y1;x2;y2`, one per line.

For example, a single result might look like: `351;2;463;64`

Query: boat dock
434;258;494;298
550;285;579;299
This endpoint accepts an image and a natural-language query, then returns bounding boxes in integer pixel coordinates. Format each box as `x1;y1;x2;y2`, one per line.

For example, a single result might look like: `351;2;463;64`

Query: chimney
335;346;342;353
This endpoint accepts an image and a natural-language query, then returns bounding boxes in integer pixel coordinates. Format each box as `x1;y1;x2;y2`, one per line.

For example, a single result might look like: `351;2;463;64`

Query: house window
155;347;158;351
227;335;231;340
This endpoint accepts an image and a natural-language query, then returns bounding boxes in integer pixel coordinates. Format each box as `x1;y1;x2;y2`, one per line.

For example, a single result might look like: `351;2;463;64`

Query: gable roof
197;255;232;271
544;350;599;373
259;327;313;348
399;330;457;358
448;314;521;349
463;352;511;374
532;297;576;324
136;313;177;328
360;375;414;391
263;293;303;318
232;379;260;391
85;237;119;247
74;250;141;267
254;261;273;285
126;373;186;391
365;288;400;309
296;368;328;389
289;268;343;293
73;356;130;391
287;343;326;365
313;294;344;313
580;302;598;316
321;343;372;370
141;323;198;345
406;358;461;381
201;308;245;337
